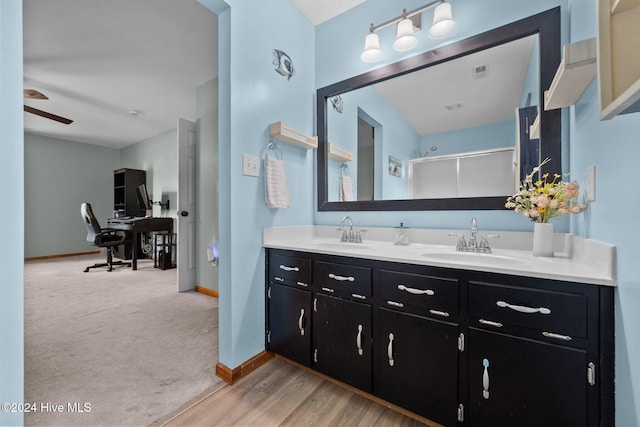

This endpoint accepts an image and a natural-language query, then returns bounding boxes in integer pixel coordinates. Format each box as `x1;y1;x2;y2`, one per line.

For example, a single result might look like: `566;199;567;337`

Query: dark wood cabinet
467;328;589;427
313;293;372;392
376;307;459;426
264;248;614;426
267;282;312;366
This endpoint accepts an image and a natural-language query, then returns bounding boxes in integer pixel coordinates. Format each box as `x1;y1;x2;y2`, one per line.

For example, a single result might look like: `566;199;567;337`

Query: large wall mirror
317;7;561;211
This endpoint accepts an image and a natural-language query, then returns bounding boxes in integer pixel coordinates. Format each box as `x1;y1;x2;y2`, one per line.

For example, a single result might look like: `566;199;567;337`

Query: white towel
264;155;290;208
340;175;353;201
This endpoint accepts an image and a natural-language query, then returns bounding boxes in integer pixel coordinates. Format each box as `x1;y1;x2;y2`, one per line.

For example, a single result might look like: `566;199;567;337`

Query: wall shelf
544;38;597;111
269;121;318;149
529;114;540;139
327;143;353;162
598;0;640;119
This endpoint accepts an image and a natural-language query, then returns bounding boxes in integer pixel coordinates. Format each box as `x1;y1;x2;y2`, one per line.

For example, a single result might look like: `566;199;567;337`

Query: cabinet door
376;307;459;426
267;283;312;366
468;328;590;427
313;293;372;392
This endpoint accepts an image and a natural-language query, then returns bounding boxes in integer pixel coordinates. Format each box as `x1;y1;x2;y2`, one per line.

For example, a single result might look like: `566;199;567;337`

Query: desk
107;217;173;270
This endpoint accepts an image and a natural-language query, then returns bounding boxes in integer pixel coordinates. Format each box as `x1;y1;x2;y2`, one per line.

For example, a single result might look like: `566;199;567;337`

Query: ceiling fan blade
24;105;73;125
23;89;49;100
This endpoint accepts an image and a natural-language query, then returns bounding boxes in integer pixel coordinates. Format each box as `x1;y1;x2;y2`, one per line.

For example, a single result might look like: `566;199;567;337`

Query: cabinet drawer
379;270;458;318
469;281;588;339
269;252;311;288
313;261;372;297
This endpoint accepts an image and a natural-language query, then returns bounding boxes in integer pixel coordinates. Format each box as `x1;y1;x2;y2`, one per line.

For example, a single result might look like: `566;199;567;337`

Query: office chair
80;203;132;272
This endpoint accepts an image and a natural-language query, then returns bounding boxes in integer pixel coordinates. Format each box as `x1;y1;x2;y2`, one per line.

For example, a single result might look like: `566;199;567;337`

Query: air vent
473;64;489;79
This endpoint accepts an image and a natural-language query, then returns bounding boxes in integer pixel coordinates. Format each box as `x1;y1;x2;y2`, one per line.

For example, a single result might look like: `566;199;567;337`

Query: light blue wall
120;129;178;219
196;77;219;291
568;1;640;424
314;0;570;232
199;0;316;369
327;86;419;201
24;134;120;258
423;119;515;156
0;2;24;425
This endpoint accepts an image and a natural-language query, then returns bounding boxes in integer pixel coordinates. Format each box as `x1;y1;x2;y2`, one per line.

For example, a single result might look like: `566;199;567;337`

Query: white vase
533;222;554;257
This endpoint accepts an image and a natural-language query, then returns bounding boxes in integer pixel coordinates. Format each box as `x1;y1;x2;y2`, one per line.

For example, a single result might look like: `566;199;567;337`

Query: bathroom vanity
263;226;615;427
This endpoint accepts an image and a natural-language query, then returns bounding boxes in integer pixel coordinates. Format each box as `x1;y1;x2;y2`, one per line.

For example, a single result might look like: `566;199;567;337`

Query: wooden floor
155;357;433;427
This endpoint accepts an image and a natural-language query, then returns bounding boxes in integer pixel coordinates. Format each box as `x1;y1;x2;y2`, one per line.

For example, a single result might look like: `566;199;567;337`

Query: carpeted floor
24;254;220;427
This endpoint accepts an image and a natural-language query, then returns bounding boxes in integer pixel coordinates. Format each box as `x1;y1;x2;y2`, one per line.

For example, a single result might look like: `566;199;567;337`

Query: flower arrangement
505;158;585;223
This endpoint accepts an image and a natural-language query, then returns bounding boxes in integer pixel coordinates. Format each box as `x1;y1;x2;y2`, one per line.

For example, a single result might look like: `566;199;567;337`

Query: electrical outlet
586;165;596;202
242;154;260;177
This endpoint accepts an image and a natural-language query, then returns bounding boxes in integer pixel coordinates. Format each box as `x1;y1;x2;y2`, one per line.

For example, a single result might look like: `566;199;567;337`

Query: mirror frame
317;7;561;211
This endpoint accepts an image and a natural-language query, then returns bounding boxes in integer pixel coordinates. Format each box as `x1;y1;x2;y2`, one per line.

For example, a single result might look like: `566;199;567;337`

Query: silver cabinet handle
356;324;363;356
482;359;490;399
321;287;335;293
497;300;551;315
274;276;285;282
279;265;299;272
351;293;367;300
387;300;404;308
542;331;572;341
313;298;317;312
328;273;355;282
397;284;435;296
296;281;308;287
430;309;450;317
298;309;305;336
387;333;395;367
479;319;503;328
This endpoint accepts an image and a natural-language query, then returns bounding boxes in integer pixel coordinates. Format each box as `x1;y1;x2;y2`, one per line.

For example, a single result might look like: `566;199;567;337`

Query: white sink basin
421;251;532;267
312;242;371;251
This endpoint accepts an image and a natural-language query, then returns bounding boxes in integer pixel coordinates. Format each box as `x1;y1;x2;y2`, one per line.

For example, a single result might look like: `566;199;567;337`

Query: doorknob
180;211;189;217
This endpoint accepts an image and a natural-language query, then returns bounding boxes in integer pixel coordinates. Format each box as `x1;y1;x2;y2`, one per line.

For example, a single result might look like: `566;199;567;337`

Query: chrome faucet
450;217;499;253
338;215;364;243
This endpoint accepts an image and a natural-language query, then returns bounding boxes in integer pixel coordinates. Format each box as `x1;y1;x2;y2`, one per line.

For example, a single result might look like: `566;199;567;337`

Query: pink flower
569;204;583;214
529;208;540;218
549;199;560;209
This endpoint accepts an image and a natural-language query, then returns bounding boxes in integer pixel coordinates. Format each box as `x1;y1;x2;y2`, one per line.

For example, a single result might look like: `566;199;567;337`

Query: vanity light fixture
360;0;455;63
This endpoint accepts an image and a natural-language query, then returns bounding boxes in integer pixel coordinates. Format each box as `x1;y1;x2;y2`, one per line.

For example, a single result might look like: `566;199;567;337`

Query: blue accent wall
0;2;24;425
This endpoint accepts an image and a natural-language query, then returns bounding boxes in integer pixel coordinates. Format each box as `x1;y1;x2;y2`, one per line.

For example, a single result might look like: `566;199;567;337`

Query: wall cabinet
265;248;614;426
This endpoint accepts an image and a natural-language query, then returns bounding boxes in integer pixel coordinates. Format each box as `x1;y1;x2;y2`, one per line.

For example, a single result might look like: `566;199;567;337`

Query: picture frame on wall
389;156;402;177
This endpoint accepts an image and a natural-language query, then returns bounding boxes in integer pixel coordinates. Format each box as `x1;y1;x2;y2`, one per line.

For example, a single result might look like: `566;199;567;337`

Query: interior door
177;118;197;292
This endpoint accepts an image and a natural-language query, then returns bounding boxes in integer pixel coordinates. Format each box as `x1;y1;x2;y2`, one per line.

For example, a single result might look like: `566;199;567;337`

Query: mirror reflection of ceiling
372;35;536;137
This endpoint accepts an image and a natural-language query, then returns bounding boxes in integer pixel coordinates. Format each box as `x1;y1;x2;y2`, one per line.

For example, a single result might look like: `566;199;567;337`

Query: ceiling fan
23;89;73;125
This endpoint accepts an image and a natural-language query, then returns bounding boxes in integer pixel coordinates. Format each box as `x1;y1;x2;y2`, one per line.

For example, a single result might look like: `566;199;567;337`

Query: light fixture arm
368;0;444;33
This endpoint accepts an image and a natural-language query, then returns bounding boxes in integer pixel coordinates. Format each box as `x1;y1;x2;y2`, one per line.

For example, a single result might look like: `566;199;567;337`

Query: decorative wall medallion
273;49;295;80
330;95;344;113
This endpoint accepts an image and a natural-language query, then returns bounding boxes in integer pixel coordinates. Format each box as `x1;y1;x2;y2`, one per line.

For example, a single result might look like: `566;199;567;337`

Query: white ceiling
23;1;527;149
23;0;218;149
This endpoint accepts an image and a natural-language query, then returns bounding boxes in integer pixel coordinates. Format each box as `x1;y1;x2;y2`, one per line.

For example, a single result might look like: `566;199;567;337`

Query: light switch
586;165;596;202
242;154;260;177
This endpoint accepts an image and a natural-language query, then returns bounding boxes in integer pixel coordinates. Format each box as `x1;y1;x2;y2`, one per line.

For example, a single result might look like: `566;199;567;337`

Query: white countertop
263;226;616;286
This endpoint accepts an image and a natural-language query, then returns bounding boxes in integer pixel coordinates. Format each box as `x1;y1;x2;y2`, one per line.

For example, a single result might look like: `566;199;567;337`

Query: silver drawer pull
387;300;404;308
497;300;551;315
398;284;435;296
429;309;450;317
479;319;503;328
356;324;363;356
296;281;308;287
351;293;367;300
482;359;490;399
542;331;572;341
321;287;335;293
279;265;300;272
274;276;285;282
328;273;355;282
387;333;395;367
298;309;305;336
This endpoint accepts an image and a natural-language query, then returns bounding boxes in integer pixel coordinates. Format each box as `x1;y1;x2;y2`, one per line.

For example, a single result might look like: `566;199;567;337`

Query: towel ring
263;139;283;160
